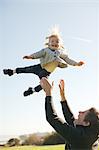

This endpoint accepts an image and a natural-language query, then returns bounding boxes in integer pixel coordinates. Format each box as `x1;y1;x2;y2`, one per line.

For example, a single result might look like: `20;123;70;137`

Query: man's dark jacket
45;96;98;150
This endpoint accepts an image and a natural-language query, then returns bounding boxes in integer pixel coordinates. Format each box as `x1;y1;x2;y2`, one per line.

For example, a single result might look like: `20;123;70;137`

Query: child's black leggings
16;64;51;92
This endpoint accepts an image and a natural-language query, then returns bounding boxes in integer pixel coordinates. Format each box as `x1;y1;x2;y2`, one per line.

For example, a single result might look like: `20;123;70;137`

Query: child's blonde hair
45;26;64;49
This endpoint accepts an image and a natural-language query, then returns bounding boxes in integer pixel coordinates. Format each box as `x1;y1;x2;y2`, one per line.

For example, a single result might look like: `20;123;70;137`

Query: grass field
0;145;65;150
0;145;99;150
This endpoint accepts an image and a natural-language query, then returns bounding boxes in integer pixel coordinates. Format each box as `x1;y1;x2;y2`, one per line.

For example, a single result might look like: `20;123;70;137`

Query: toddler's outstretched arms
23;55;33;59
76;61;84;66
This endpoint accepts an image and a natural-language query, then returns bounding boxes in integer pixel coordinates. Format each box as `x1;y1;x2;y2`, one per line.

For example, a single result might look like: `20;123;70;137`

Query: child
3;30;84;96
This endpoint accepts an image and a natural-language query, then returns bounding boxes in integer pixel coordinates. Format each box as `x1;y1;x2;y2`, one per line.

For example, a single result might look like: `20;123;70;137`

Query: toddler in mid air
3;28;84;96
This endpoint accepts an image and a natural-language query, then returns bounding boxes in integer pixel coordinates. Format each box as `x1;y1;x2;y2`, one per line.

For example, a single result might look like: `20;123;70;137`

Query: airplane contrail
66;36;92;43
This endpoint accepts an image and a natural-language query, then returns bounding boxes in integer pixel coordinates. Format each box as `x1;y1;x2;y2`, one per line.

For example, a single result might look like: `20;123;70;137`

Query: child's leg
34;85;42;92
34;69;51;92
23;69;51;96
3;64;42;76
16;64;43;75
23;85;42;96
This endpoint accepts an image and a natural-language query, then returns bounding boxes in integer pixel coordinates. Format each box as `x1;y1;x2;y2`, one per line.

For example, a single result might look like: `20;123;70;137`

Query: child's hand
23;56;32;59
77;61;84;66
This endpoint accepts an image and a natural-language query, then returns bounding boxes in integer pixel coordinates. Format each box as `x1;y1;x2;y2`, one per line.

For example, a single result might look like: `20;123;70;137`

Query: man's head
84;107;99;126
76;107;99;128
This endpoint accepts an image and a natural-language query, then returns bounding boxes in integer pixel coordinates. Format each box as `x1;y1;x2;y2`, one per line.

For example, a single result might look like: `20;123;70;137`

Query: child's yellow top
43;61;59;72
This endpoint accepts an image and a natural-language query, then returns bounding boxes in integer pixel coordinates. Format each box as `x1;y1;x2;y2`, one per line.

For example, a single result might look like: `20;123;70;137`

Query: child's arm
23;49;46;60
75;61;84;66
60;53;84;66
23;56;33;59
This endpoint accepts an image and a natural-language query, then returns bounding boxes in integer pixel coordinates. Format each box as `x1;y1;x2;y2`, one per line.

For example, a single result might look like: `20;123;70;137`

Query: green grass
0;145;99;150
0;144;65;150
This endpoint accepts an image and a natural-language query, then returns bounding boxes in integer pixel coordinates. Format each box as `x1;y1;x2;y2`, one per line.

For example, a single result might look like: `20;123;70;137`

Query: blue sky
0;0;99;137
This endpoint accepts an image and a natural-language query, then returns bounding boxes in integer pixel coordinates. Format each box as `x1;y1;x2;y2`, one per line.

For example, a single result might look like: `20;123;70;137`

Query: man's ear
83;121;90;126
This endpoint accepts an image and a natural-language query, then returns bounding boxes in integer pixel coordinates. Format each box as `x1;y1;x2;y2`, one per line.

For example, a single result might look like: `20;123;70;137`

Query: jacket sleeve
60;101;75;126
30;49;46;59
45;96;80;141
60;52;78;66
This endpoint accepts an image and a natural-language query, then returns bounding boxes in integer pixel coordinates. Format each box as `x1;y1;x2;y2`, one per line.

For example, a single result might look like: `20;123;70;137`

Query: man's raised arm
59;80;75;125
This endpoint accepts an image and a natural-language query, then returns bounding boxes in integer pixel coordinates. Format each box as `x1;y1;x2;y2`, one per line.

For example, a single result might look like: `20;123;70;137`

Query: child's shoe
3;69;13;76
23;87;33;97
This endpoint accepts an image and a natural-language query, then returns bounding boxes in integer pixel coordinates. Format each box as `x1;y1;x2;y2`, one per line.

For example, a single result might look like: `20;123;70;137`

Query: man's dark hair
84;107;99;125
84;107;99;134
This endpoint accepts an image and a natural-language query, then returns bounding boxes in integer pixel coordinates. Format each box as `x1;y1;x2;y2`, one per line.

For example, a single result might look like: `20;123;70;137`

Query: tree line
3;132;65;147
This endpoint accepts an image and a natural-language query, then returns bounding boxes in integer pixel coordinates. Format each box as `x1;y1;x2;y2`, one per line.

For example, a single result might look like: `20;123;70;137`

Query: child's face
48;36;59;50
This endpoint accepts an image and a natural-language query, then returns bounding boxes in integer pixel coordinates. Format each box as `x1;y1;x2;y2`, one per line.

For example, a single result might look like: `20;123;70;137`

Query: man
40;78;99;150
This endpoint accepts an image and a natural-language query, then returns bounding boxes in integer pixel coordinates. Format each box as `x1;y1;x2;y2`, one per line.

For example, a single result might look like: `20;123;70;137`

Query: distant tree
7;138;20;147
22;134;41;145
43;132;65;145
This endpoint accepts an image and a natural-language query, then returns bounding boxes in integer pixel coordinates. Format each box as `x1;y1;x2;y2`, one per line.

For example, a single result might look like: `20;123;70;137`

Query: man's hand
59;80;66;101
40;77;53;96
23;56;33;59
